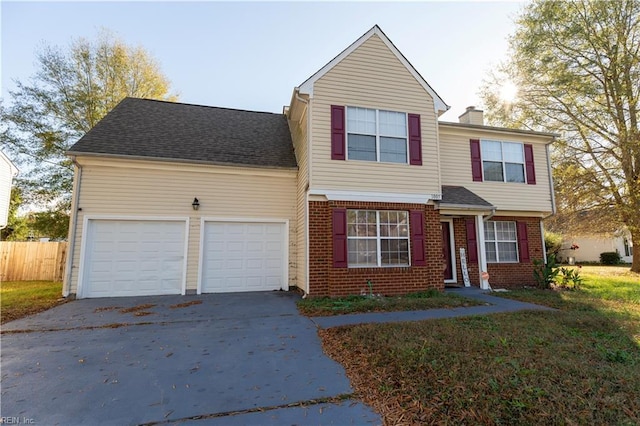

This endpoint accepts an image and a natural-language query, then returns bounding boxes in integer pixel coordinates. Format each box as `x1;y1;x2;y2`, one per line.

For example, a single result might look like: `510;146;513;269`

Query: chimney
458;106;484;126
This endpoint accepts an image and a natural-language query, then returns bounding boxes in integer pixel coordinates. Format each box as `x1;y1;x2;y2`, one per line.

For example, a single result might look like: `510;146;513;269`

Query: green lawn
1;281;65;324
320;265;640;424
297;289;483;316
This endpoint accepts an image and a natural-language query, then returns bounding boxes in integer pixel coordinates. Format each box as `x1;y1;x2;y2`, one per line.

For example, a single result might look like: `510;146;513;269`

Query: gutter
293;88;311;297
62;156;82;297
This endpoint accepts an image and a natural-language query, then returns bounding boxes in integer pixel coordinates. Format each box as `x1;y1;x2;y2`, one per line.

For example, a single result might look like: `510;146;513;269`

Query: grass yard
320;265;640;424
1;281;65;324
297;289;483;316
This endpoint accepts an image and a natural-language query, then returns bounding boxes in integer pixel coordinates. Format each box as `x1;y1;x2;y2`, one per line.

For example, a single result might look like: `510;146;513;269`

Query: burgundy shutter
331;105;345;160
524;144;536;185
332;209;348;268
410;210;426;266
408;114;422;165
470;139;483;182
517;222;530;263
466;218;478;263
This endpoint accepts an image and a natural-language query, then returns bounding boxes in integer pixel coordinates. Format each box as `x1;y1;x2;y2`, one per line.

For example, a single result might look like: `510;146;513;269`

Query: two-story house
64;26;555;299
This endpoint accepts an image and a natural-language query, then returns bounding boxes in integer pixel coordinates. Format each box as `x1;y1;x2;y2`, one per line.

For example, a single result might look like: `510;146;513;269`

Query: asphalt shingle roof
440;186;494;208
67;98;297;169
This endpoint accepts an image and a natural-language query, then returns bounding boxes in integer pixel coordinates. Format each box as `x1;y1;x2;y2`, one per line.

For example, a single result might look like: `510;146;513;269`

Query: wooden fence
0;242;68;282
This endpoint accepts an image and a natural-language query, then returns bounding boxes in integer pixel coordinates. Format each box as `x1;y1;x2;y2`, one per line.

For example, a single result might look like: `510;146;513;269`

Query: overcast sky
1;1;525;121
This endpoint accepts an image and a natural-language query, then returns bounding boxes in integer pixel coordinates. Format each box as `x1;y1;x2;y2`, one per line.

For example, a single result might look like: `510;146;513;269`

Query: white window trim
481;140;526;183
346;107;409;164
347;210;411;268
485;220;519;263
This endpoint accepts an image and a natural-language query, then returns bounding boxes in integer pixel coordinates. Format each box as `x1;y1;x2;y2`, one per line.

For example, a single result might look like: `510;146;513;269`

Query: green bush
544;231;564;258
533;254;559;289
600;251;621;265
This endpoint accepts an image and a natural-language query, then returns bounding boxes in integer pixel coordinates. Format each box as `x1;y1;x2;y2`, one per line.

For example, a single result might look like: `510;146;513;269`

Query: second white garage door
200;221;286;293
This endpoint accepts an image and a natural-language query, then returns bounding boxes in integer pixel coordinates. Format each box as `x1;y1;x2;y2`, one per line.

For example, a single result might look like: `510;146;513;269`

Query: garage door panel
81;219;185;298
202;222;285;293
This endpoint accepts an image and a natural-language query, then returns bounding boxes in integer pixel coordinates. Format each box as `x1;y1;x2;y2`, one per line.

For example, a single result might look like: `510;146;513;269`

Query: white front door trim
77;215;190;298
441;218;457;284
197;217;289;294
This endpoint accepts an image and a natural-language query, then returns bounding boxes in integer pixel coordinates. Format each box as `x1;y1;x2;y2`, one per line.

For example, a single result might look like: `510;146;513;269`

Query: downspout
62;157;82;297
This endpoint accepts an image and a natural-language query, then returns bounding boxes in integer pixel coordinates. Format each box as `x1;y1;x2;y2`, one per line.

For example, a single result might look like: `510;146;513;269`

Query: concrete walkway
311;287;554;328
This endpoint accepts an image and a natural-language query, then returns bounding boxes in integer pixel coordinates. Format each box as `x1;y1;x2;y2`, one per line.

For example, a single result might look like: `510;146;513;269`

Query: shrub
533;254;559;289
544;231;563;258
600;251;621;265
558;267;582;290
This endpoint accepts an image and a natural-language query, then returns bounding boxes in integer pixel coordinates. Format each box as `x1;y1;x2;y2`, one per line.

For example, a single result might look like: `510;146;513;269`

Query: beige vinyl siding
67;157;297;295
289;105;308;291
439;125;554;213
310;34;440;195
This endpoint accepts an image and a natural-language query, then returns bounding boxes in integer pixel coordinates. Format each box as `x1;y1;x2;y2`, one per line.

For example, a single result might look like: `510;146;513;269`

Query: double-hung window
347;210;410;267
484;221;518;262
481;140;525;183
347;107;408;163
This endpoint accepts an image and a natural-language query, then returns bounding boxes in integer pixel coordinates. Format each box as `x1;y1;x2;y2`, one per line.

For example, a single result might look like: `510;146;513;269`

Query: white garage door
201;222;286;293
81;219;186;298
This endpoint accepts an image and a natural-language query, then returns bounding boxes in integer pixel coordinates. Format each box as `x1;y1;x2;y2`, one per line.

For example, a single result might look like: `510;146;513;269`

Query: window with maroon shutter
332;209;347;267
470;139;483;182
524;144;536;185
331;105;345;160
517;222;530;263
410;210;426;266
408;114;422;165
466;218;478;263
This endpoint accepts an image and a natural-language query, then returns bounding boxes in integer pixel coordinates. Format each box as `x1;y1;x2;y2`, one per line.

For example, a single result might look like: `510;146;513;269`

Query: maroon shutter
331;105;345;160
466;218;478;263
332;209;348;268
408;114;422;165
517;222;530;263
470;139;483;182
410;210;426;266
524;144;536;185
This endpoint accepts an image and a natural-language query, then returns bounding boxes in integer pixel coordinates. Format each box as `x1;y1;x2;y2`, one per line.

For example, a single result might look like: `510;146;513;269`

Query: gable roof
67;98;297;169
0;151;18;177
439;186;494;209
297;25;449;115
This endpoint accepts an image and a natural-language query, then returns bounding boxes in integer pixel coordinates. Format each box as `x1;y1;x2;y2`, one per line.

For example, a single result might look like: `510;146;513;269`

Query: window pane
505;163;525;183
503;142;524;163
348;239;377;266
381;239;409;266
348;134;376;161
347;107;376;134
379;110;406;137
496;221;516;241
348;210;376;237
498;242;518;262
485;242;497;262
380;137;407;163
484;222;495;240
481;140;502;161
483;161;504;182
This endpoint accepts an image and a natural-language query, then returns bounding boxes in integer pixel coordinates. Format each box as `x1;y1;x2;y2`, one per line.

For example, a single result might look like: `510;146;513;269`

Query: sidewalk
310;287;554;329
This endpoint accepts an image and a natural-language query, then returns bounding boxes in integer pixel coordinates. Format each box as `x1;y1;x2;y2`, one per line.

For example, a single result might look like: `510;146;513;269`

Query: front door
441;222;453;281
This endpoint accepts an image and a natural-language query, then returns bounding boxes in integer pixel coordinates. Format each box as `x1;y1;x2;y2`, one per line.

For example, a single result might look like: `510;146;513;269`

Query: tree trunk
631;230;640;273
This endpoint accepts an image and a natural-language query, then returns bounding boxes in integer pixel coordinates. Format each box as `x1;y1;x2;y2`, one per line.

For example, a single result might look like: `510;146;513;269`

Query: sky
1;1;525;122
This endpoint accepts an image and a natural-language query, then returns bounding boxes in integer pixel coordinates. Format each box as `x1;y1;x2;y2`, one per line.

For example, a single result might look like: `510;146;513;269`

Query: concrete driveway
1;292;380;425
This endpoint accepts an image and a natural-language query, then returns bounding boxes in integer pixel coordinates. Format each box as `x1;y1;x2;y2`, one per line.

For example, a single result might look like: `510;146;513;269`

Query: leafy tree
1;186;29;241
480;0;640;272
1;30;177;236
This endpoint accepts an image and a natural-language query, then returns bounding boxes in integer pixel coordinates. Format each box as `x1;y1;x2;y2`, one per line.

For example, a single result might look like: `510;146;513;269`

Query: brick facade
451;216;543;288
308;201;443;297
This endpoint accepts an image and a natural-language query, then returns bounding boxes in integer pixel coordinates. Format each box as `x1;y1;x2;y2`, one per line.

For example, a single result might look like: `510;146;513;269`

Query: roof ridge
124;97;285;116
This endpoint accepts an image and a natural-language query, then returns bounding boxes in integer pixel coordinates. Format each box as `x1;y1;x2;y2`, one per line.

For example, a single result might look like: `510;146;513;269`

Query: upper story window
484;221;518;262
481;140;525;183
347;107;407;163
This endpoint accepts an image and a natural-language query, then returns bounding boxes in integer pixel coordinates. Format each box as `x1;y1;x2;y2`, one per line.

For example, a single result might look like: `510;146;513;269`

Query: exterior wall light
192;197;200;210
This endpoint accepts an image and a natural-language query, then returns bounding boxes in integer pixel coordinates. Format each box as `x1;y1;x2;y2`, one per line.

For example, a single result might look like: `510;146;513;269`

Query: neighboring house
0;151;19;233
64;26;556;299
561;232;633;264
